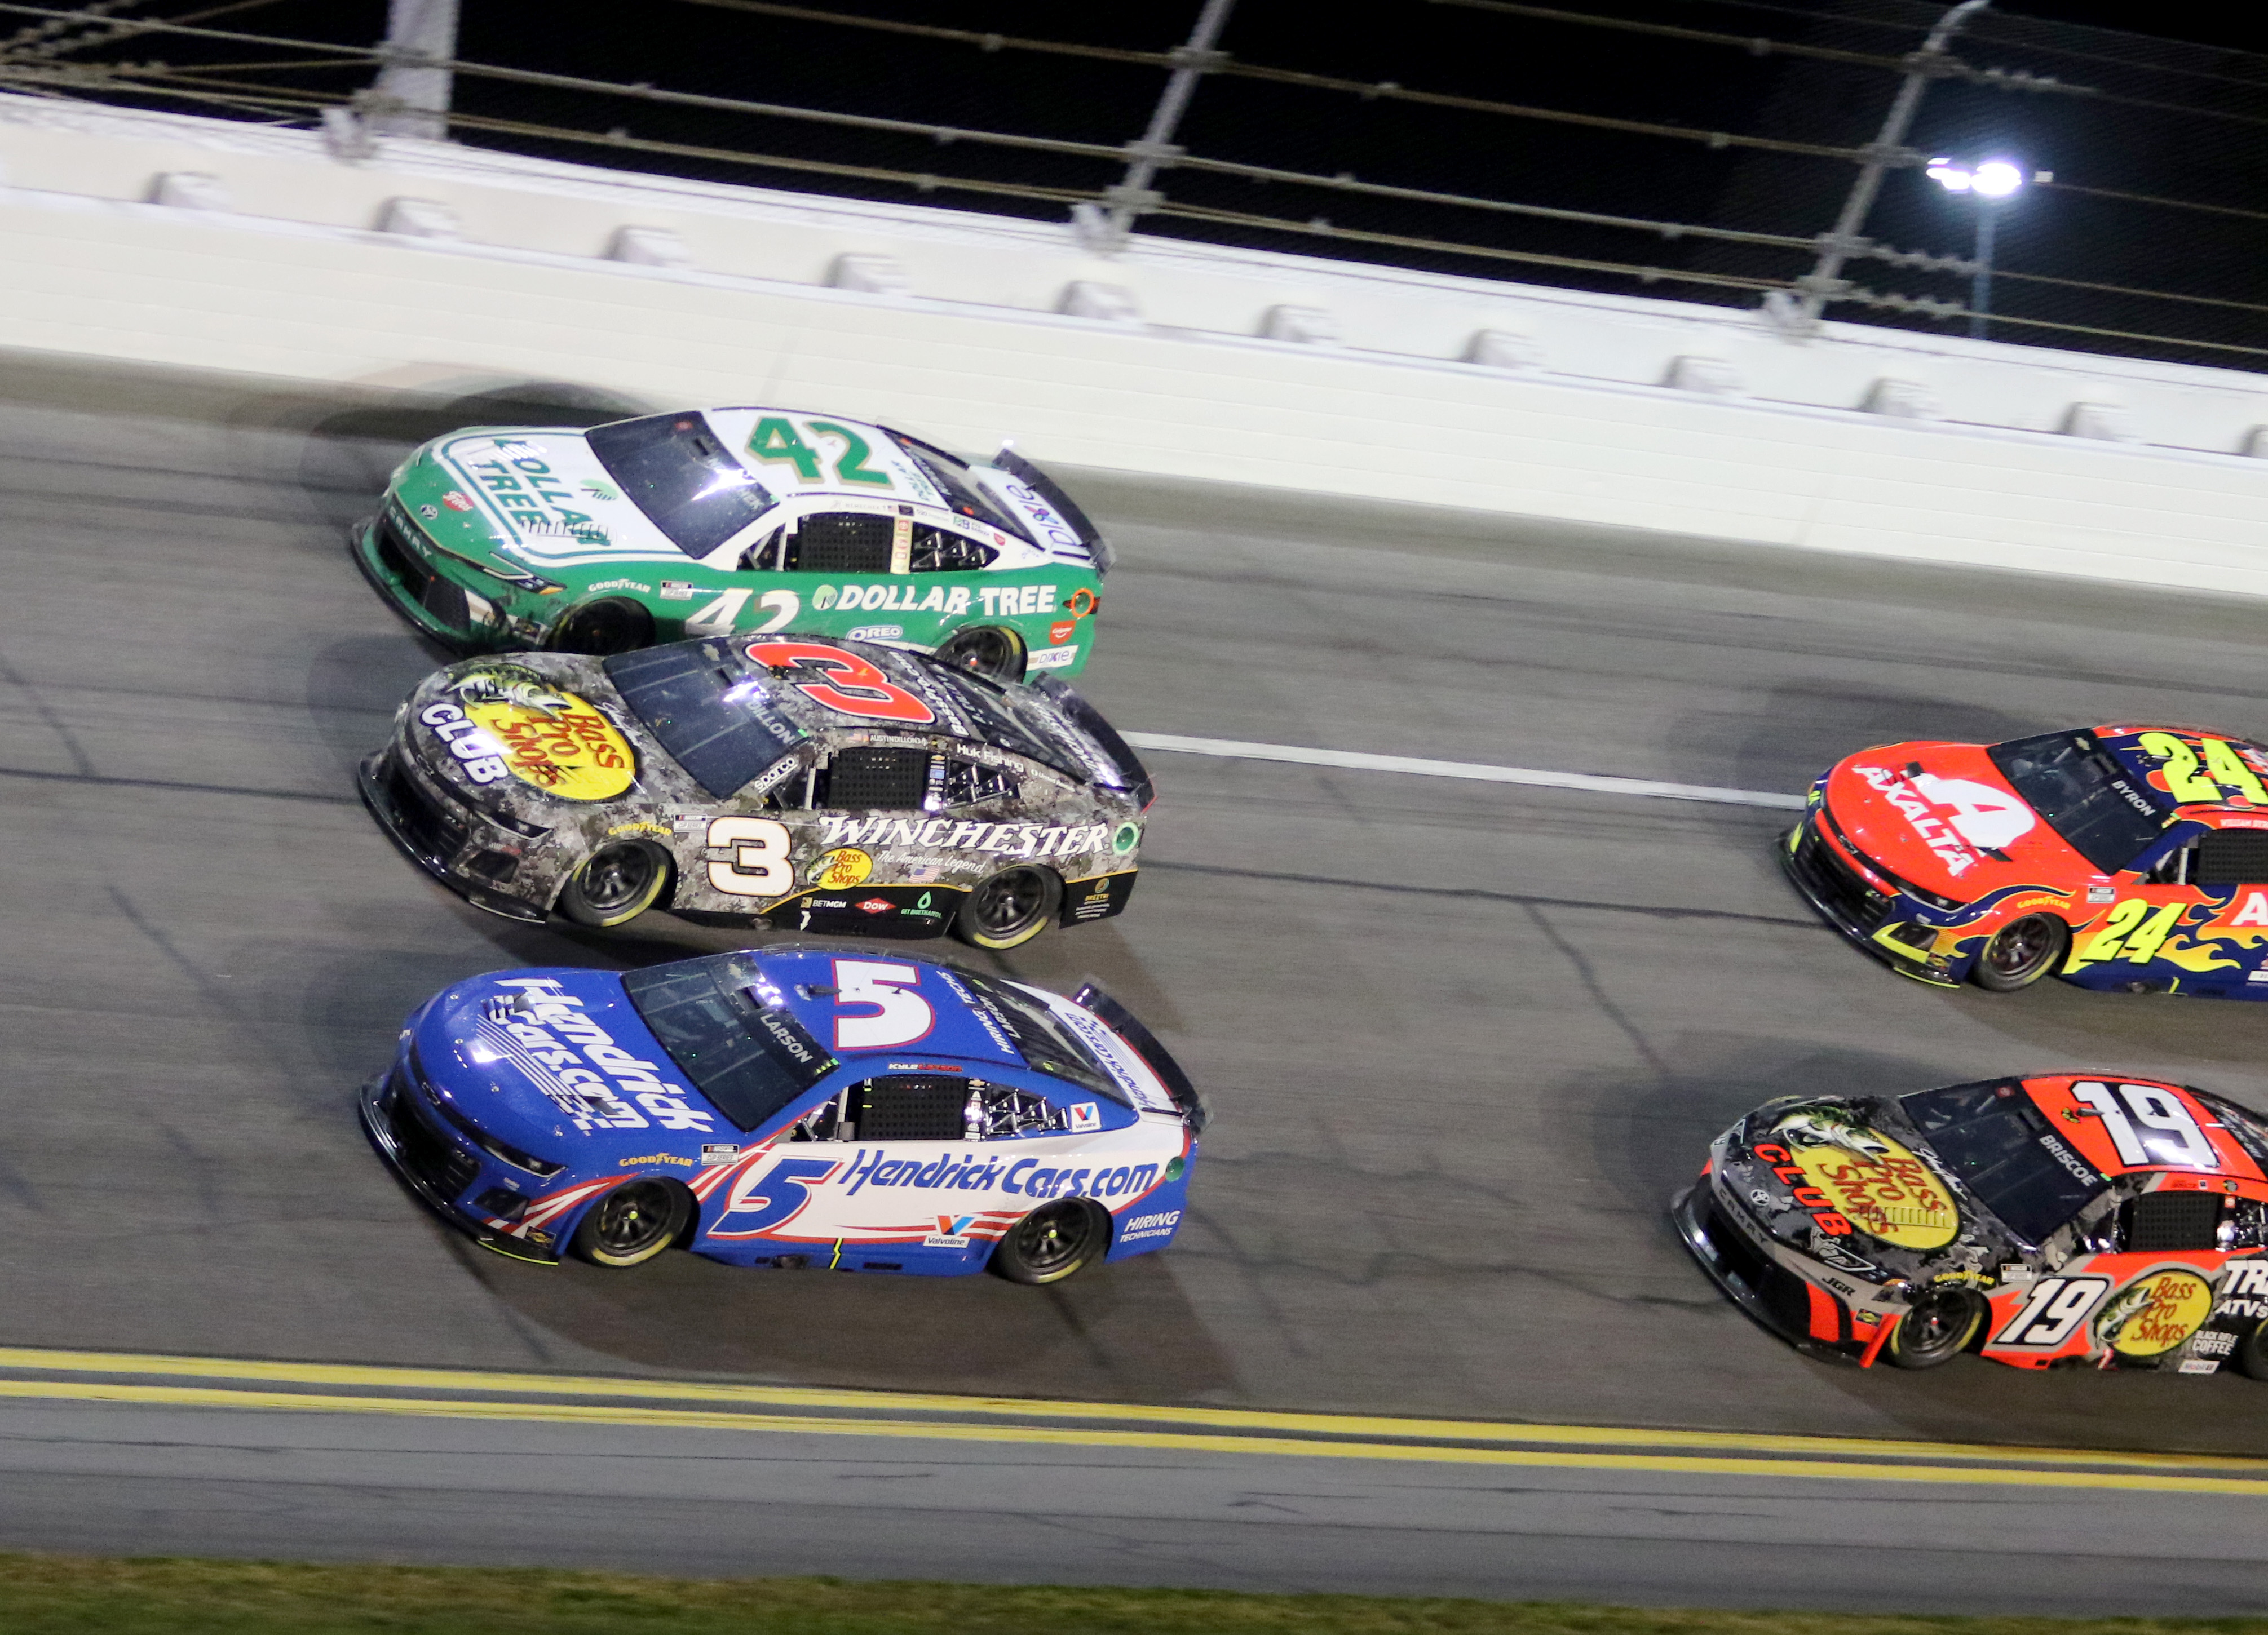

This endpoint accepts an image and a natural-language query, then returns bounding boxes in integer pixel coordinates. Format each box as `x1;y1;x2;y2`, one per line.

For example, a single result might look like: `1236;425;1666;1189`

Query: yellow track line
5;1376;2268;1495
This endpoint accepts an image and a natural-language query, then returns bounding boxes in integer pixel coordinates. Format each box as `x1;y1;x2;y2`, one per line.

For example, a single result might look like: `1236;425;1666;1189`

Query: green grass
0;1556;2262;1635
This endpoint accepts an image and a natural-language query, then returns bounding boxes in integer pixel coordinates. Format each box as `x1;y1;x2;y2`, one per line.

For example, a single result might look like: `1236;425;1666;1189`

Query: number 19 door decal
1993;1275;2112;1348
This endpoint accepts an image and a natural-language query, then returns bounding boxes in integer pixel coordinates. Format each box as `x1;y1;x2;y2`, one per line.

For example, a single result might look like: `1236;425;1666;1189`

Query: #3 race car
353;406;1110;680
1675;1074;2268;1376
360;633;1150;947
1786;723;2268;998
360;946;1204;1283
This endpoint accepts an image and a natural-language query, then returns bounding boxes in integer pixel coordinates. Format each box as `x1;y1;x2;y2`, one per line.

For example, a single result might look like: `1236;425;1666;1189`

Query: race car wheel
2236;1320;2268;1381
991;1198;1109;1285
1884;1287;1986;1369
571;1179;690;1269
935;624;1025;683
558;842;670;928
1970;914;2069;992
953;865;1060;950
548;597;654;656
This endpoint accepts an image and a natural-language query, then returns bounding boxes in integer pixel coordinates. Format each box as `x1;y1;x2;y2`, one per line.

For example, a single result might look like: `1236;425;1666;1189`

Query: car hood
1823;741;2095;899
412;967;736;1164
404;427;697;571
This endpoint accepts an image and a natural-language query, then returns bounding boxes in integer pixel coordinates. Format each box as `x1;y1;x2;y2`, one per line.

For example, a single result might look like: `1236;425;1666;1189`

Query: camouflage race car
1677;1074;2268;1377
359;633;1151;947
353;407;1111;680
1787;723;2268;998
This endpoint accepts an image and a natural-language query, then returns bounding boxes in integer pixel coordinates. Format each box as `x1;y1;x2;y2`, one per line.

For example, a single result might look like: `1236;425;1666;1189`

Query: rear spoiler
1033;675;1152;808
994;448;1114;575
1072;982;1208;1133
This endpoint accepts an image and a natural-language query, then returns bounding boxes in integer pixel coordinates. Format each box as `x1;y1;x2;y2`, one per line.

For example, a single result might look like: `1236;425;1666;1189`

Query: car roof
751;947;1029;1070
2091;725;2268;820
2018;1074;2268;1183
689;408;954;507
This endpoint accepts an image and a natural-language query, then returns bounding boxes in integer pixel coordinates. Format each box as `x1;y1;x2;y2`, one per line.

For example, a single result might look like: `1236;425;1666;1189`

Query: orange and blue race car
1675;1074;2268;1375
1785;723;2268;997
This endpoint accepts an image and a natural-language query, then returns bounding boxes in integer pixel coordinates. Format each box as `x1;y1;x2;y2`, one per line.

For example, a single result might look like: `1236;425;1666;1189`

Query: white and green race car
354;407;1112;681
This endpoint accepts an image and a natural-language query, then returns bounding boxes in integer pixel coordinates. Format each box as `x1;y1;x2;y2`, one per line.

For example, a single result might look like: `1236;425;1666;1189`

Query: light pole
1925;157;2028;340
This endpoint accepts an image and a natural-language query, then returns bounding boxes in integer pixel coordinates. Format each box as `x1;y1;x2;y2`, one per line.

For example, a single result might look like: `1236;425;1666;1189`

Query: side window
783;512;894;574
909;525;997;574
815;746;933;810
2195;830;2268;885
944;757;1018;808
737;526;785;573
2143;843;2194;886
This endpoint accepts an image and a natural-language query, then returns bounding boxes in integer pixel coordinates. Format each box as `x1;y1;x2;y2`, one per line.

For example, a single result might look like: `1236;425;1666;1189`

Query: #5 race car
1675;1074;2268;1376
353;407;1110;680
360;633;1151;948
361;946;1204;1283
1786;723;2268;998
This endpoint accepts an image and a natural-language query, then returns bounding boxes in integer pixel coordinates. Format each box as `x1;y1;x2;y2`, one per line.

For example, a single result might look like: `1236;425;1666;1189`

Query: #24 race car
354;407;1110;680
1786;723;2268;998
1675;1074;2268;1376
360;634;1151;948
361;946;1205;1283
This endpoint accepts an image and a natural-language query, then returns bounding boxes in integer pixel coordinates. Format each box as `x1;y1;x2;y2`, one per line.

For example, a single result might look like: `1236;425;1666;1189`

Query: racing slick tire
571;1178;692;1268
1883;1287;1987;1368
953;865;1060;950
934;624;1026;683
2236;1320;2268;1382
991;1198;1109;1285
558;841;671;928
547;597;654;656
1969;914;2069;993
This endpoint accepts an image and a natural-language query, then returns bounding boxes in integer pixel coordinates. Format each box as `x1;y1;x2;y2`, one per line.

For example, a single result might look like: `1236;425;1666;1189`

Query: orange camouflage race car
1675;1074;2268;1375
1785;723;2268;997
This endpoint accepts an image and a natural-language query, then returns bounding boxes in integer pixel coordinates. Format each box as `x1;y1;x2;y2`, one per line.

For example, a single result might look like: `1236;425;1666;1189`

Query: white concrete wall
2;93;2267;594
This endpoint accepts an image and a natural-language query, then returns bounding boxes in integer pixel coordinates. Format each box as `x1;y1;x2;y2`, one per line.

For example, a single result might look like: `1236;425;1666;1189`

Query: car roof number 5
832;960;934;1051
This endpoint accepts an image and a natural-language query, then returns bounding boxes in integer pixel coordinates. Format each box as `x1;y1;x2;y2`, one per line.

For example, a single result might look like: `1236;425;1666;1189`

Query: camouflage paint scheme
352;408;1107;675
357;634;1149;939
1675;1075;2268;1375
1784;724;2268;996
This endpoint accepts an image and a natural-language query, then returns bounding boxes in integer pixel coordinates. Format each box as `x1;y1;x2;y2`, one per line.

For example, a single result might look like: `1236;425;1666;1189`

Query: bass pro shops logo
1856;766;2036;876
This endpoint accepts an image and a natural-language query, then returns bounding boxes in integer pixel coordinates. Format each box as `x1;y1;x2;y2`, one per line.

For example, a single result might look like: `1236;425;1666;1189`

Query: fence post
370;0;458;141
1771;0;1991;332
1073;0;1238;255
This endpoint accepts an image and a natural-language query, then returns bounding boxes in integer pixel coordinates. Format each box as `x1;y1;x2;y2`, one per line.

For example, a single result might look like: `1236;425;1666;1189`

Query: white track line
1122;733;1807;812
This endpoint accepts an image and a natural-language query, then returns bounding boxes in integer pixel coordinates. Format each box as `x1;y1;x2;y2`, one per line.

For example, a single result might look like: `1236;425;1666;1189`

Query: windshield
604;640;807;799
586;413;776;557
622;954;838;1131
935;966;1126;1104
887;432;1029;542
1899;1079;2107;1247
1987;730;2165;873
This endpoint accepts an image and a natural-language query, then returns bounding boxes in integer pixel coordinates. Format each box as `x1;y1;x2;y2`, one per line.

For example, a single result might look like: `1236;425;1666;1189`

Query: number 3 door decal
745;640;935;724
706;816;794;897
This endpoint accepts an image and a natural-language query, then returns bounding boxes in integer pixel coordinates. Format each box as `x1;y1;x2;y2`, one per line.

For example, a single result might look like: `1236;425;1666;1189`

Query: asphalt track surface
8;352;2268;1606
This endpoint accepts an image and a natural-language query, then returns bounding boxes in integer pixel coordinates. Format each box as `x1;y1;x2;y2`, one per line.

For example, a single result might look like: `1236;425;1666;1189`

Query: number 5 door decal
1993;1275;2111;1348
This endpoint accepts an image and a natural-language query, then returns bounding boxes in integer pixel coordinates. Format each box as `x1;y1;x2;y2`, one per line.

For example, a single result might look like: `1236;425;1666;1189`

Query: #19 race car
359;633;1151;948
1675;1075;2268;1376
1786;723;2268;998
361;946;1204;1283
353;407;1110;680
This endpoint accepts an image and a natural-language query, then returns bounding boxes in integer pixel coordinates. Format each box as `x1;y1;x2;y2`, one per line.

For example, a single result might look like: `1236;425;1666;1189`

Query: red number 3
744;640;935;724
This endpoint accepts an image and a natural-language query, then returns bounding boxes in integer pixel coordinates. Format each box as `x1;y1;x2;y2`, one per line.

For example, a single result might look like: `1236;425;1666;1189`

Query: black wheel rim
580;847;656;913
973;868;1046;935
1900;1291;1975;1360
1015;1204;1094;1276
1987;916;2055;980
561;605;638;655
593;1182;675;1257
941;628;1013;677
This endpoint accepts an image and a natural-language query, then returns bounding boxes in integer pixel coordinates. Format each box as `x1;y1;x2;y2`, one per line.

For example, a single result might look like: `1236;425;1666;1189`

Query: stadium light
1925;155;2035;339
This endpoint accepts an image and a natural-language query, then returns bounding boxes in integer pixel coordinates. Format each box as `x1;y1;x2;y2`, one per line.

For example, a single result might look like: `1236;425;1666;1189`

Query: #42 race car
361;946;1205;1283
1675;1074;2268;1375
1786;723;2268;997
360;633;1151;947
353;407;1109;680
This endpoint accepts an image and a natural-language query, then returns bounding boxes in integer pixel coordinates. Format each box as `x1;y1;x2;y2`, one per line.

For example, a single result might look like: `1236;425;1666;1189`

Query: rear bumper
1672;1184;1856;1366
357;748;549;925
359;1074;559;1265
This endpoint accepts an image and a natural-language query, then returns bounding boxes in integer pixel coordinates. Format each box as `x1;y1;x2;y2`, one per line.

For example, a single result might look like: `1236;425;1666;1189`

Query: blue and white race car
362;945;1204;1284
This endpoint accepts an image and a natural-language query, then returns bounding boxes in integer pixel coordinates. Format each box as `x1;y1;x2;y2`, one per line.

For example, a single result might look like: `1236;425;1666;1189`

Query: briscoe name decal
484;977;716;1135
816;816;1115;857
